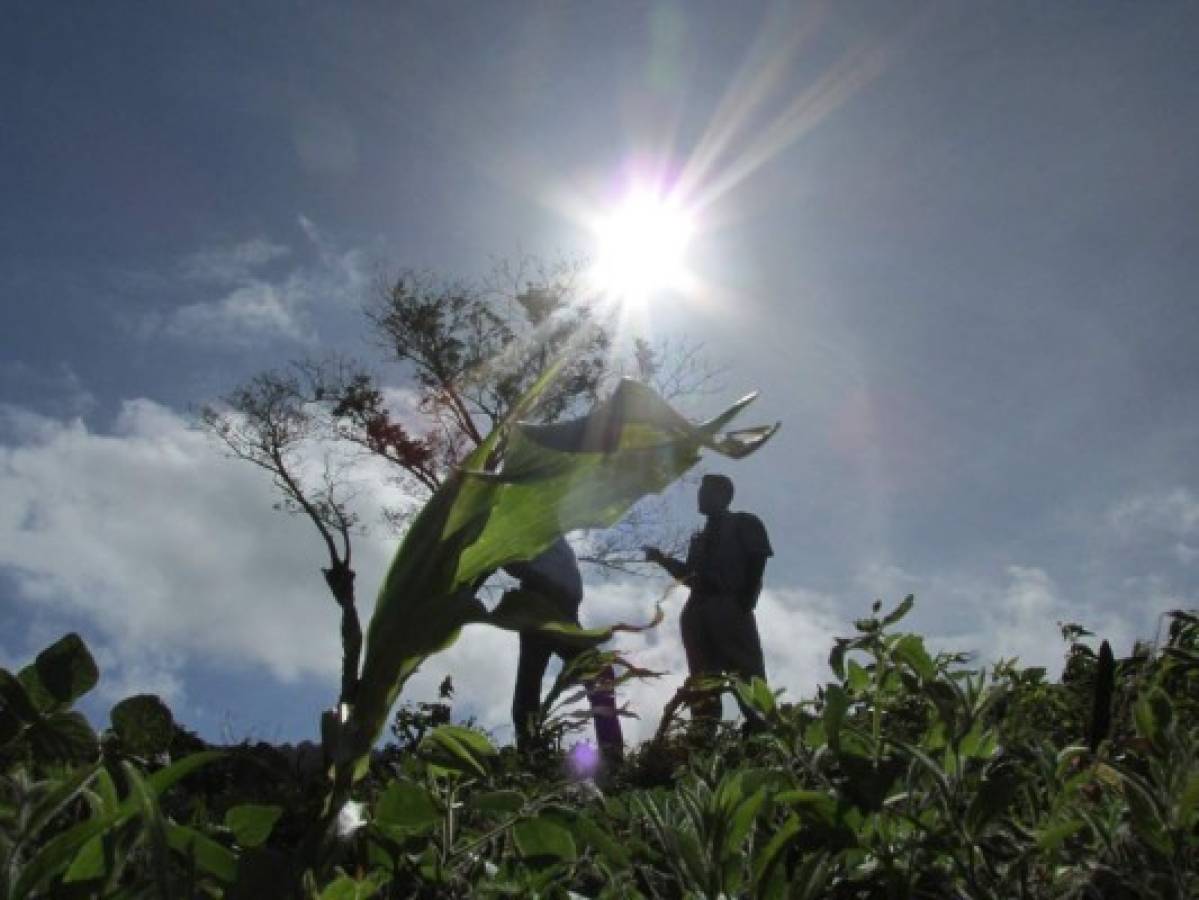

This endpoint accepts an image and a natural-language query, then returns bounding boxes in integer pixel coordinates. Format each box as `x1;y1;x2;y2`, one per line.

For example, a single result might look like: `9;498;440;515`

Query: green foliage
110;694;175;758
338;375;778;793
6;607;1199;897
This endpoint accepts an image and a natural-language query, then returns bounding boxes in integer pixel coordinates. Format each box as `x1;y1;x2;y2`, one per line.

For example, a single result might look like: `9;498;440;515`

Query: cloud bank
0;399;1177;745
148;219;370;346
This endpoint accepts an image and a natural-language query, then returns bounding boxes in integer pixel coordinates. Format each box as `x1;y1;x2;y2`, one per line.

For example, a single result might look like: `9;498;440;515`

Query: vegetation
2;602;1197;898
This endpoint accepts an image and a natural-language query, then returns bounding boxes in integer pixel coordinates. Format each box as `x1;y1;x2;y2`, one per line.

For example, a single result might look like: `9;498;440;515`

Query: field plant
3;602;1196;898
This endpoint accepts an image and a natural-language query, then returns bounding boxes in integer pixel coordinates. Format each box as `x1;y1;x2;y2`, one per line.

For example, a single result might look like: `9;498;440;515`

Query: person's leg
557;643;624;761
512;632;554;752
710;600;768;727
680;597;722;726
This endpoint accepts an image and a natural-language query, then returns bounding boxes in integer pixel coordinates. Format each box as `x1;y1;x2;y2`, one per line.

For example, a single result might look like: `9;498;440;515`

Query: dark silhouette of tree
200;367;363;708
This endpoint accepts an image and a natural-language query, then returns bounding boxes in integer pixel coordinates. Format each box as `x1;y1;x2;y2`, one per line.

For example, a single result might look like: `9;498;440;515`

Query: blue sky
3;1;1198;745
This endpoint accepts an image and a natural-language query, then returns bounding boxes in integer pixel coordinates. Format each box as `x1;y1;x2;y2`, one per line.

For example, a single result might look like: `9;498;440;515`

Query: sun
592;188;695;303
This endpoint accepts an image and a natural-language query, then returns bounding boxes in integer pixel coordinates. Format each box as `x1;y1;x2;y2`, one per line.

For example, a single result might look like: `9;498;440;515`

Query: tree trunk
323;562;362;708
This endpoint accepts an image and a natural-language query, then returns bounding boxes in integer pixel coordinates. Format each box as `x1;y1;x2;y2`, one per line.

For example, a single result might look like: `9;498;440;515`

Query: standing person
504;537;623;761
644;473;772;727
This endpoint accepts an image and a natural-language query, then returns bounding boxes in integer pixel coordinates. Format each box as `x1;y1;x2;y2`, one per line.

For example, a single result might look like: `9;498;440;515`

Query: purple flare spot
568;741;600;778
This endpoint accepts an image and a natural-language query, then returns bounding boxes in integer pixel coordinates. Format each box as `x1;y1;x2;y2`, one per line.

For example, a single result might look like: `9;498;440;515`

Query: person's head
698;473;734;516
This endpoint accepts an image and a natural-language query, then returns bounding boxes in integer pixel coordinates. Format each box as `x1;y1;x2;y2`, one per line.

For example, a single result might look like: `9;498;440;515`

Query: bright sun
592;189;695;302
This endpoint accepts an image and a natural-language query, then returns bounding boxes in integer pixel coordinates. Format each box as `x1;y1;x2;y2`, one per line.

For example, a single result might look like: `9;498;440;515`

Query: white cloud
0;398;849;746
1109;487;1199;538
0;401;391;700
857;562;1142;676
167;281;312;343
0;398;1161;748
152;221;370;346
182;238;291;286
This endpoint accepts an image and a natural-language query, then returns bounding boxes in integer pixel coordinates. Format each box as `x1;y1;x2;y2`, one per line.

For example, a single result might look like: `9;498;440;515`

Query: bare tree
200;367;364;708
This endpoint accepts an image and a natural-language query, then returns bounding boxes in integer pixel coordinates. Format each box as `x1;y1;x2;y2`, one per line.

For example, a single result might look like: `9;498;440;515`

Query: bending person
644;473;772;729
504;537;623;761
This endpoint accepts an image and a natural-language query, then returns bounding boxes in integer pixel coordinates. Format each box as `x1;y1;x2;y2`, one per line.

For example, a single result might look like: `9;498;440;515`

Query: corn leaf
340;377;778;782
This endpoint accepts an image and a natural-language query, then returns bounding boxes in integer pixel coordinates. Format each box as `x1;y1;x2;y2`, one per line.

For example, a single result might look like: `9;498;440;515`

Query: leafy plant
333;374;778;802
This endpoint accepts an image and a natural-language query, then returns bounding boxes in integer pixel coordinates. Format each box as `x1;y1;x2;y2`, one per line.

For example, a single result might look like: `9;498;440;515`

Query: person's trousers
679;593;767;724
512;631;623;757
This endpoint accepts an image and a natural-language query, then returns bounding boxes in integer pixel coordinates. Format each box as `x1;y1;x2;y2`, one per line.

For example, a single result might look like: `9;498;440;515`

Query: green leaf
28;633;99;708
822;684;849;752
13;813;117;899
375;782;439;830
110;694;175;757
881;595;915;627
470;789;525;816
17;762;99;845
829;640;849;680
1177;772;1199;826
320;873;382;900
965;769;1019;837
122;761;171;895
62;834;106;883
753;813;801;891
225;804;283;848
513;815;577;862
487;588;613;646
167;824;239;882
776;790;838;824
726;789;766;853
1134;687;1174;754
846;659;869;692
1036;818;1086;852
0;668;40;725
571;813;629;866
341;377;778;786
893;634;934;680
419;725;496;778
958;722;996;759
27;711;97;764
12;752;222;900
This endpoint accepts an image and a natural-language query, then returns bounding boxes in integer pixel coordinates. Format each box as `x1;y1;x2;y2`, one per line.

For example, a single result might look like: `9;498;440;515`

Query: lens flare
592;188;695;303
567;740;601;778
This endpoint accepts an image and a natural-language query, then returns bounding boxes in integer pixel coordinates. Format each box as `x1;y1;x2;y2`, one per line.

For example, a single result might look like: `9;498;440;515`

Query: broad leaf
62;834;106;883
470;789;525;817
110;694;175;757
513;815;577;862
341;377;777;786
27;711;97;764
167;824;239;882
320;873;383;900
21;633;99;711
12;752;222;899
375;781;440;830
418;724;496;778
225;804;283;848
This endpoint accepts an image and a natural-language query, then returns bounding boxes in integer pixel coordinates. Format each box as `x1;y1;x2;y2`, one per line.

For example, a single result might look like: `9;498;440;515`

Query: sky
3;1;1198;747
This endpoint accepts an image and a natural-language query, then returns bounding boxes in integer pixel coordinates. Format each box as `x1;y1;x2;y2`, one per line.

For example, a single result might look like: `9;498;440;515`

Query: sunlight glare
592;189;695;303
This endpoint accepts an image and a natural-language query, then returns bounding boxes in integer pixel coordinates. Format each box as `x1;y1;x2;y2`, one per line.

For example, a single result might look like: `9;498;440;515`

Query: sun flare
592;189;695;303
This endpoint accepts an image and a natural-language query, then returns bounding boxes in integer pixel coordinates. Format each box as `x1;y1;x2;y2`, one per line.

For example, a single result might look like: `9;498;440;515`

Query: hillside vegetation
2;599;1196;898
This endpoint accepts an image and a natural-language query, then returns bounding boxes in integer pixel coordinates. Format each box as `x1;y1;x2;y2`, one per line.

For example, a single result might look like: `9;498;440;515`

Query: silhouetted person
504;537;623;761
644;474;772;728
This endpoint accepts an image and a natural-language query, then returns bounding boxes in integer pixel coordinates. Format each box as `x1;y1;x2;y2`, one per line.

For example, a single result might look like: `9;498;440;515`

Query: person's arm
737;513;773;611
643;546;691;582
741;553;768;611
